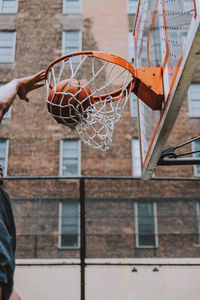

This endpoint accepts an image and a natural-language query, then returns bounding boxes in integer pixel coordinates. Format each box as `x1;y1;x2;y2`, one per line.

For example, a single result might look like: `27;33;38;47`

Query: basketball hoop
45;51;135;151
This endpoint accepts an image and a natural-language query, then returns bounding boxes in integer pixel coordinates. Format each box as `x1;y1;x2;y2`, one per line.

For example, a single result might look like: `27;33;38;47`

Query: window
63;0;81;14
59;201;79;248
197;202;200;244
0;31;16;63
132;139;141;177
0;139;9;176
135;202;158;247
188;84;200;118
130;93;137;118
62;31;82;62
127;0;139;14
60;140;81;176
129;31;134;64
0;0;18;14
0;83;11;119
192;140;200;177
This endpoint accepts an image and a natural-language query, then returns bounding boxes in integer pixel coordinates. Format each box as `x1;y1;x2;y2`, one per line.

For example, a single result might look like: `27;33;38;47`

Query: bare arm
0;70;45;124
9;288;21;300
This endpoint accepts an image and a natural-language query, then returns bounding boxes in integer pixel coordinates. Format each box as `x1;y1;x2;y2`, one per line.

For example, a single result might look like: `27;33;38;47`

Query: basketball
47;79;93;127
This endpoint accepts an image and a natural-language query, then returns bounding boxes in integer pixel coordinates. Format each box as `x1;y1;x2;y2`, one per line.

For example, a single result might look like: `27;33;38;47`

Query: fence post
80;178;86;300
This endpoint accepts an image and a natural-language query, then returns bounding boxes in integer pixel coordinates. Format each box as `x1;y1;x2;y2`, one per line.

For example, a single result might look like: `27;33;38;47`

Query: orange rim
45;51;136;103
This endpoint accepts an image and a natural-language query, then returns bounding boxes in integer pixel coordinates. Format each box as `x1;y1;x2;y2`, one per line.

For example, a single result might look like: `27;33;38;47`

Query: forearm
0;79;20;123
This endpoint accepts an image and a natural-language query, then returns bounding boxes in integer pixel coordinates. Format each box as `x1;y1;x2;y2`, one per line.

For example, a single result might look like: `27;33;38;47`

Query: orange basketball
47;79;93;127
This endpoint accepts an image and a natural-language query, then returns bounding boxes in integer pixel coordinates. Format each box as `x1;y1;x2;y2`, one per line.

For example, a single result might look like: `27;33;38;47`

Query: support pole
80;178;86;300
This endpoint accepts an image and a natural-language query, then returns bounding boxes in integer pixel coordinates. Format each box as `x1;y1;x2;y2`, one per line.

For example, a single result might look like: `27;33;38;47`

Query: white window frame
0;139;9;176
0;0;18;14
197;202;200;244
192;140;200;177
59;139;81;177
0;31;16;63
135;202;158;248
58;202;80;249
63;0;81;14
62;31;82;62
188;83;200;118
132;139;142;177
127;0;139;14
130;93;138;118
128;31;135;64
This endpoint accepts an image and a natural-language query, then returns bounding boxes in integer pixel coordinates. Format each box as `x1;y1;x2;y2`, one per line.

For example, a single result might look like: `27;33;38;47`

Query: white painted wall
15;258;200;300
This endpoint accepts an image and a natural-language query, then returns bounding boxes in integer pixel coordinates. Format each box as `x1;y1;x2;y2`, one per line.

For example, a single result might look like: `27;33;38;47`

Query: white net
46;53;134;151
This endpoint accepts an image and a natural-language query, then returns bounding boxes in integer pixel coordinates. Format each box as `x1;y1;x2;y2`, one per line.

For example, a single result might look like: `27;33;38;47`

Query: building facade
0;0;200;264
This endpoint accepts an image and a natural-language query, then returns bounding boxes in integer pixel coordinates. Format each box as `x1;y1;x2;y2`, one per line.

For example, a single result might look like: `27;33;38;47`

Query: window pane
61;202;79;247
137;203;156;247
1;0;18;13
61;140;80;176
63;31;81;63
64;0;80;14
0;140;7;174
193;140;200;176
127;0;138;14
188;84;200;117
0;32;15;63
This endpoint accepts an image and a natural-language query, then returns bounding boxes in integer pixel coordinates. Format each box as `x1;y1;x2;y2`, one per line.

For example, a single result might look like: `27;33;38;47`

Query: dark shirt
0;187;16;300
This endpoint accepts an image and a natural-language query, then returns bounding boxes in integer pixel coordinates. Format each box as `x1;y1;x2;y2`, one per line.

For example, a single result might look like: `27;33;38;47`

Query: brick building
0;0;200;264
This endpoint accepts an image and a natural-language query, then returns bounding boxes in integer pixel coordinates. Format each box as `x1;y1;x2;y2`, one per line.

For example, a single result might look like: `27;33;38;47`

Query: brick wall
12;194;200;259
0;0;200;259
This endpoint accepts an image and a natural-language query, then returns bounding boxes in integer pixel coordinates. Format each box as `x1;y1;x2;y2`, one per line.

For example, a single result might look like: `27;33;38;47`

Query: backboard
134;0;200;180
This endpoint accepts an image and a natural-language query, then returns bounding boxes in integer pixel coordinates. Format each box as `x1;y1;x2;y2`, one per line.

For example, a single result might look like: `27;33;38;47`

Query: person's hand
9;288;21;300
17;70;46;102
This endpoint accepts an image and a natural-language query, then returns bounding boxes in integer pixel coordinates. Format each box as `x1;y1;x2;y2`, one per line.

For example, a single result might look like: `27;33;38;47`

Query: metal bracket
158;137;200;166
132;67;164;110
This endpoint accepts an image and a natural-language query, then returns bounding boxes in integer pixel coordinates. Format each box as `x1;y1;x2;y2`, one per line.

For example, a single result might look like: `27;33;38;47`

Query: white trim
4;139;9;176
63;0;81;14
132;139;141;177
59;140;63;177
135;202;158;248
78;139;81;176
58;201;80;249
0;139;9;176
130;93;137;118
128;31;134;64
196;202;200;244
58;202;62;248
0;0;18;14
